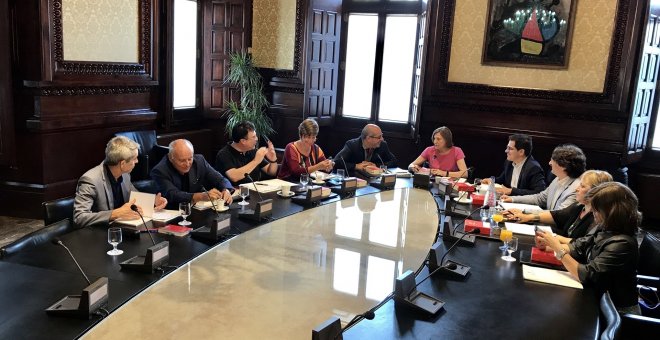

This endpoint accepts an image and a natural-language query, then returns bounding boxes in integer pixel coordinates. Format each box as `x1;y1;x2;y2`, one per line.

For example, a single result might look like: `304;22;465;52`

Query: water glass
337;169;345;179
179;202;192;225
300;173;309;190
501;237;518;262
379;164;388;174
239;186;250;206
107;227;123;256
480;207;489;221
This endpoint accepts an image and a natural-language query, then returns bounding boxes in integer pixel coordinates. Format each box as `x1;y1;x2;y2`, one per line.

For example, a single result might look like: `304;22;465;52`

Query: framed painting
482;0;577;69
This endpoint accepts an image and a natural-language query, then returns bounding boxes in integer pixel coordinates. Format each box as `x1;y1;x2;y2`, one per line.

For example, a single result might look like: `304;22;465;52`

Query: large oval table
82;188;440;339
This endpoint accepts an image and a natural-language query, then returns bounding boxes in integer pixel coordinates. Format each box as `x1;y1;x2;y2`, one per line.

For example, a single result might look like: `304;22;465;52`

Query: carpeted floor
0;216;44;248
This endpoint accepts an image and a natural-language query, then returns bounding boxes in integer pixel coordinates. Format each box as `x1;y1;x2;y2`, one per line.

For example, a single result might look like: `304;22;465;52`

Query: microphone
131;204;156;246
190;186;232;243
47;238;109;318
451;204;488;236
51;238;91;285
339;155;349;174
443;166;474;197
120;206;170;273
244;173;264;201
376;154;389;173
439;205;484;247
333;310;376;339
417;228;480;286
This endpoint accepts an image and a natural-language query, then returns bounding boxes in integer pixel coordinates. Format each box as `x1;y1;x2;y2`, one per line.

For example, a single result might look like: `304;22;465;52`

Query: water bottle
484;176;497;209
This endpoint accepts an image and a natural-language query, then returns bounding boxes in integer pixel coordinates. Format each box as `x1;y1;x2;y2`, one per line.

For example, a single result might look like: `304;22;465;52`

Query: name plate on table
292;186;323;206
120;241;170;273
371;173;396;190
238;199;273;221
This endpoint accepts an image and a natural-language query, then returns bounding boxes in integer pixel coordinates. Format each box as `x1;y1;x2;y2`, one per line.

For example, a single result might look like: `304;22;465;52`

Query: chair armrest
638;275;660;288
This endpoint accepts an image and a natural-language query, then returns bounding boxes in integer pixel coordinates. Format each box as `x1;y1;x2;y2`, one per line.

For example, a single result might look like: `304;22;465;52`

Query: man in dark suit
334;124;397;176
151;139;233;210
482;134;546;196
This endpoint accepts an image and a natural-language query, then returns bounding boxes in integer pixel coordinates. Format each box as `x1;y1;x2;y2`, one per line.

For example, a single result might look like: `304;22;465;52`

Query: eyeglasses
368;134;383;139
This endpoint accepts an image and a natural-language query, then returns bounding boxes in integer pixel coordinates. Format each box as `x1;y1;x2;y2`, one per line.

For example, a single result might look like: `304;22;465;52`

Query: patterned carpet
0;216;44;248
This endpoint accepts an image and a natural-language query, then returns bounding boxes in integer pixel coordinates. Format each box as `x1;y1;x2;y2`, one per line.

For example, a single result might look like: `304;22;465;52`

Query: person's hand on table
496;186;512;195
111;198;141;220
500;194;513;202
220;189;233;205
154;193;167;211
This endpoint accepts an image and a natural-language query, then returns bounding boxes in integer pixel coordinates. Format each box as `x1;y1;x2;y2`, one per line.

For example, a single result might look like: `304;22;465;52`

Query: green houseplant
224;51;275;139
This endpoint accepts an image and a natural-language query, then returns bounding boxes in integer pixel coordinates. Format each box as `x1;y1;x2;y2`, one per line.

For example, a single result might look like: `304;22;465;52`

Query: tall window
339;0;424;125
173;0;198;109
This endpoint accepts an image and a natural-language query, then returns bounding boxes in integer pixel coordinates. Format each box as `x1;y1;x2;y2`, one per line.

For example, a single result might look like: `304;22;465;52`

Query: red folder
531;247;563;266
455;182;475;192
463;219;491;235
471;194;485;206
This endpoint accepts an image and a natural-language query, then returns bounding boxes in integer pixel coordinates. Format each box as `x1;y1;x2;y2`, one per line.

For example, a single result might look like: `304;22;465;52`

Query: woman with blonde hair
278;119;333;181
507;169;613;239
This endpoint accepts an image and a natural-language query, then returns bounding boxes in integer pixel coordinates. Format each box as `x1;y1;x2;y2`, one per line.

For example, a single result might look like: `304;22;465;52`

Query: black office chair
638;231;660;277
599;291;621;340
113;130;169;181
42;196;75;226
0;218;73;259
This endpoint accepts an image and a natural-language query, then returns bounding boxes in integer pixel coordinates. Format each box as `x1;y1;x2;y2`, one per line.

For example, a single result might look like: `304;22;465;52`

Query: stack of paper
239;179;297;193
152;209;180;222
499;202;543;213
504;222;552;236
522;264;583;289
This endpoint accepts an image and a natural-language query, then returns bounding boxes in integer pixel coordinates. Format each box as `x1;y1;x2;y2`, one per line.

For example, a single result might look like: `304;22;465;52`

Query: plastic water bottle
484;176;497;209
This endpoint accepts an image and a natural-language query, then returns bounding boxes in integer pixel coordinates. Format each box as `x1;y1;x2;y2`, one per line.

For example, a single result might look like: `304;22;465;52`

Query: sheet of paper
499;202;543;213
113;217;152;227
152;209;180;222
522;264;583;289
193;201;230;211
129;191;155;218
239;179;297;193
504;222;552;236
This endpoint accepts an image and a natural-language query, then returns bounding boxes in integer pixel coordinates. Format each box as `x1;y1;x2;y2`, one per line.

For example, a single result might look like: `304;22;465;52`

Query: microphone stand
46;238;109;319
119;205;170;273
191;186;232;242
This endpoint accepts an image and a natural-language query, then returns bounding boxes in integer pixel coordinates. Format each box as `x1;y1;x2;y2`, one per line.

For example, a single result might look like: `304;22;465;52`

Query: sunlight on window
342;15;378;119
173;0;197;109
365;256;395;301
333;248;360;296
379;16;417;123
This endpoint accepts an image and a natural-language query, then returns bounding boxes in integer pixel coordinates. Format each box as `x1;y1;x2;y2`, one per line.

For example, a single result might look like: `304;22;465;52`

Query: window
339;0;425;126
173;0;198;109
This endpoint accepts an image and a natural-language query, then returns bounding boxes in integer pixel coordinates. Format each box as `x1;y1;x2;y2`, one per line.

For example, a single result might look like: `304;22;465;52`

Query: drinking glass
337;169;345;179
379;164;388;175
480;207;489;221
239;186;250;206
107;227;123;256
300;173;309;190
499;229;512;251
178;202;192;225
501;237;518;262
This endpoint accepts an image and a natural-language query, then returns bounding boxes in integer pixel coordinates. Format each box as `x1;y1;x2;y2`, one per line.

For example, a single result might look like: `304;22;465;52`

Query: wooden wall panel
0;0;15;166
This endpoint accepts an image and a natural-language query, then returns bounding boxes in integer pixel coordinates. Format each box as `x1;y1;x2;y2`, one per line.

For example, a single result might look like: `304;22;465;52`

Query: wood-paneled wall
1;0;658;221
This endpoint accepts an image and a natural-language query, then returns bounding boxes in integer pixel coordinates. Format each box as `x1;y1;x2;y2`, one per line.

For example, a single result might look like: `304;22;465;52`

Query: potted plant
224;51;275;139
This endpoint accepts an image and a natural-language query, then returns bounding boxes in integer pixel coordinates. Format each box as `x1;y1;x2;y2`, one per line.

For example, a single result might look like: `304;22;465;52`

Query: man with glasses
482;134;546;196
215;121;278;186
335;124;397;176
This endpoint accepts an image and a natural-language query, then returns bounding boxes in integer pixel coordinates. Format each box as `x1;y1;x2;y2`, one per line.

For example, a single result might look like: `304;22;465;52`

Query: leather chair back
0;218;74;259
639;231;660;277
599;291;621;340
42;196;75;226
114;130;158;181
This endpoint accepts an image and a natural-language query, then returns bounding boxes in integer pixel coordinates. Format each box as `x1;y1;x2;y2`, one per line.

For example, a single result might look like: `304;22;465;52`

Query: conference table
0;177;600;339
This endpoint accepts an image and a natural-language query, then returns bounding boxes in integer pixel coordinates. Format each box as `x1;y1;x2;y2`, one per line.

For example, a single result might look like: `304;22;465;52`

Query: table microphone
376;154;390;173
191;185;232;242
339;155;349;174
450;204;488;236
443;166;474;199
48;238;109;319
201;185;223;215
334;310;375;339
51;238;91;285
244;173;264;201
131;204;156;246
414;228;480;290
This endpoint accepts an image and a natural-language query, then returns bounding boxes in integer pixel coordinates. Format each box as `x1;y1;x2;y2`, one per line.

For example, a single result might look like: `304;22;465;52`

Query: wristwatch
555;249;567;261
